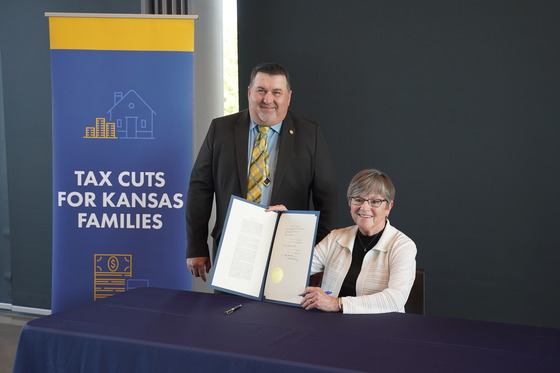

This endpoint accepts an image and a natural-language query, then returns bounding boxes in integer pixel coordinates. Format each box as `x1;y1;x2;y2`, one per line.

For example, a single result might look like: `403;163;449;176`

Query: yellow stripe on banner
49;16;194;51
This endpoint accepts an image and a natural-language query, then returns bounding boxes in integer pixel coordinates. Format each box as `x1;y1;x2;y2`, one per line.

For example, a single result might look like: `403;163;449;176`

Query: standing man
186;62;337;281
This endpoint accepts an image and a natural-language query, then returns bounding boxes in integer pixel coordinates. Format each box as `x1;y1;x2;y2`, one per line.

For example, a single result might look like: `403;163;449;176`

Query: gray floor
0;311;36;373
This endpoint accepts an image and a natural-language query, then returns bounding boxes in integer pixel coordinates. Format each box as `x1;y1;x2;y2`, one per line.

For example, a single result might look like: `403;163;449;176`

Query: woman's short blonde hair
347;169;395;203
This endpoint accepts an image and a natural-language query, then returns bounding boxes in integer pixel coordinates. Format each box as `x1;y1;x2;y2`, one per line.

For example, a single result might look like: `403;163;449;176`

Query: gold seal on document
271;267;284;283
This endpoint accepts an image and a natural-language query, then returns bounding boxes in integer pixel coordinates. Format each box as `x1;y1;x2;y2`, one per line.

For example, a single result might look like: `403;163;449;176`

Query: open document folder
210;196;319;306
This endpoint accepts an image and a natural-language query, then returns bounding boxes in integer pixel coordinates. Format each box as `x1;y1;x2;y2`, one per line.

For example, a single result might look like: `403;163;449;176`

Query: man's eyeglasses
350;197;388;208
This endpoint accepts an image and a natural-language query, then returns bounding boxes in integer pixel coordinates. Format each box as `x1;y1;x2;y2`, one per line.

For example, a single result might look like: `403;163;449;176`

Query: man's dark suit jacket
186;109;337;259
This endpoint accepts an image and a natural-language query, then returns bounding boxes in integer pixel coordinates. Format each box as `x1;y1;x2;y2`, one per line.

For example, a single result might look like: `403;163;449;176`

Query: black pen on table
225;304;242;315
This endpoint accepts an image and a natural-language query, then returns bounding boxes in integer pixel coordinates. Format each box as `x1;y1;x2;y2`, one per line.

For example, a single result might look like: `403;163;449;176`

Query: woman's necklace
357;231;381;252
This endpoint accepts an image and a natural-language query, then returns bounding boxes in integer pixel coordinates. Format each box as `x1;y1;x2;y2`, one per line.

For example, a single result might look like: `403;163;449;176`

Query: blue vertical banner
47;13;197;312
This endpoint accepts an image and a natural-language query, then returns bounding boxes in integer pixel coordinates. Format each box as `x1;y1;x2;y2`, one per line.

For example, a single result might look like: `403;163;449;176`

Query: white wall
188;0;224;293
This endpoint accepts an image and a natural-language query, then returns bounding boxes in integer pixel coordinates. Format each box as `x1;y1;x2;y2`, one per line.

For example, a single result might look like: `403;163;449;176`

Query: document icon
94;254;132;300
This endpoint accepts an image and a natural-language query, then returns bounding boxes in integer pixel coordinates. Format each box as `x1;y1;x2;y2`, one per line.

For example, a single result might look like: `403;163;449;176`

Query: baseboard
7;305;51;316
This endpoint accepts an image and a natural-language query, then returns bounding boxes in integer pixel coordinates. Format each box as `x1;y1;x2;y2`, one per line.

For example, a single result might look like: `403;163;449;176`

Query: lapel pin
289;129;294;135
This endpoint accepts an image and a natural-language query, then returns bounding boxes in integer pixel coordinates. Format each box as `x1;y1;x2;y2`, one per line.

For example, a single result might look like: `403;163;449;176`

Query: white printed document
210;196;319;306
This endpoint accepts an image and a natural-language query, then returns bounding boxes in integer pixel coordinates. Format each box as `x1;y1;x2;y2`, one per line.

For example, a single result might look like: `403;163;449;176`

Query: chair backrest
405;268;425;315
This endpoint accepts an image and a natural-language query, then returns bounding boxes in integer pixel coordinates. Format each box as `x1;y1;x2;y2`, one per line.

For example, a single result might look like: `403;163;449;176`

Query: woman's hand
300;287;340;312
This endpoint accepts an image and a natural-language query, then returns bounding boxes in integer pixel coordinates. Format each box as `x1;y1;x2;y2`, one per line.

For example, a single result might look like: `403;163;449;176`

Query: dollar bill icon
94;254;132;301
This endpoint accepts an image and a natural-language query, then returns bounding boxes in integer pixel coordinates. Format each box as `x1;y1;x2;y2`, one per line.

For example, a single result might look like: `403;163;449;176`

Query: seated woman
301;169;417;314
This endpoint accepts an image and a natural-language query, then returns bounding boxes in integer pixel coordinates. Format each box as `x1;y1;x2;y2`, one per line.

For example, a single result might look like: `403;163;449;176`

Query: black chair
405;268;425;315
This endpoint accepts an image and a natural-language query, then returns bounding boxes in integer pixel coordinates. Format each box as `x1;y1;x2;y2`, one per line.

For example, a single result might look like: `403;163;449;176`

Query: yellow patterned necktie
247;126;270;203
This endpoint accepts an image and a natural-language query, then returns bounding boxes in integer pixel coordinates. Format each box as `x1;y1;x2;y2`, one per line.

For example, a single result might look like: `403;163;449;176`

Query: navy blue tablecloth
13;287;560;372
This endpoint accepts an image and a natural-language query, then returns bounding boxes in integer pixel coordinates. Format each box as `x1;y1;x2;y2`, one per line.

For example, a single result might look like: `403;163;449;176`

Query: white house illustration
107;90;156;139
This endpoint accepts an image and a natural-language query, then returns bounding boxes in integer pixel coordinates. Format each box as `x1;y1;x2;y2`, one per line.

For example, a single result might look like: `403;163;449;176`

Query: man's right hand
186;257;212;282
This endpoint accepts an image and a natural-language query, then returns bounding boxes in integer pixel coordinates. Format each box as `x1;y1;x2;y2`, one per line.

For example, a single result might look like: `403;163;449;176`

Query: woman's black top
338;228;384;297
